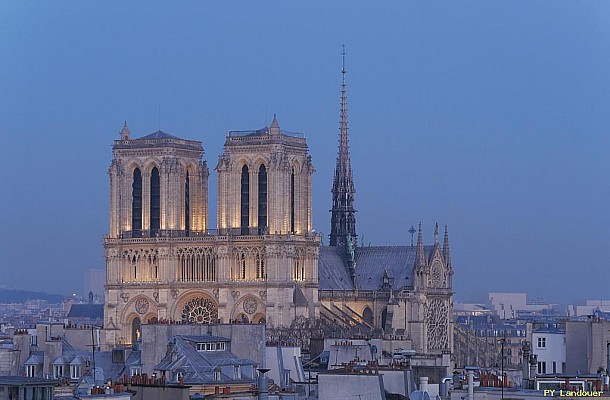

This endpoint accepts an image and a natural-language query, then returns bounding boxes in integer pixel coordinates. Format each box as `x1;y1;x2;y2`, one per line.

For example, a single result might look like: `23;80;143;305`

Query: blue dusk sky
1;2;609;304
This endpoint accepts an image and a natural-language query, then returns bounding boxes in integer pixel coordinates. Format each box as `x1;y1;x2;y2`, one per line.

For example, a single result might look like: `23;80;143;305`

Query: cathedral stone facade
103;118;319;347
103;62;453;364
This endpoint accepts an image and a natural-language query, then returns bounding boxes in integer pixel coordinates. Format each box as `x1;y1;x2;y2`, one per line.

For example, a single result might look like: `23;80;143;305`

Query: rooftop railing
107;229;321;241
228;129;304;139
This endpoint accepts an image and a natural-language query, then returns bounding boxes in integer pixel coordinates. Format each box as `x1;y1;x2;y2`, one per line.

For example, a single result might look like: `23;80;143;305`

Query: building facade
103;118;319;346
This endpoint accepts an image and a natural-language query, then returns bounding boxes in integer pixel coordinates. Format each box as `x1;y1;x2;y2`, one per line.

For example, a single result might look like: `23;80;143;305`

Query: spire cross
409;226;416;246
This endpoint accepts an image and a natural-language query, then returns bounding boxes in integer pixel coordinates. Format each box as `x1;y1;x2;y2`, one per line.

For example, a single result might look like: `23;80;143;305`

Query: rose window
425;298;449;350
243;298;258;315
135;298;149;315
181;297;218;324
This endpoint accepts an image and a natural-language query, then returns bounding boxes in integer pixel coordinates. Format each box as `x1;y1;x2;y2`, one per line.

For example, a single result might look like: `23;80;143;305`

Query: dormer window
53;365;64;379
196;341;227;351
233;365;240;380
71;365;81;380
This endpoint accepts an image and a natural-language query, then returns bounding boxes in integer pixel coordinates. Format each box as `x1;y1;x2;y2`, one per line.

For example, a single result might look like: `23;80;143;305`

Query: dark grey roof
155;336;256;384
319;245;434;291
86;348;141;381
67;304;104;320
0;376;58;386
318;247;354;290
25;352;44;365
137;130;179;140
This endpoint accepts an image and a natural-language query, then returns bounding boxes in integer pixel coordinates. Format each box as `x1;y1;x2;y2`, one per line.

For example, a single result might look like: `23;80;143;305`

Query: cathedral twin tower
104;115;319;345
103;61;453;361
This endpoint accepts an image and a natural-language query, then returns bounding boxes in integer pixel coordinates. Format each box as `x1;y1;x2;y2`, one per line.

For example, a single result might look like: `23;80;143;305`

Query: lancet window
122;250;160;283
185;171;190;233
290;168;295;233
241;165;249;234
292;248;306;281
258;164;267;234
255;253;266;280
132;168;142;234
230;247;266;281
177;247;217;282
150;167;160;235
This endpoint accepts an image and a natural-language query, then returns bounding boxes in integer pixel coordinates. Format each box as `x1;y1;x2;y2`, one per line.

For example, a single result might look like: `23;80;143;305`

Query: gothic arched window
185;171;190;233
362;307;373;325
132;168;142;235
150;167;160;235
258;165;267;234
240;252;246;280
241;165;249;235
290;168;295;233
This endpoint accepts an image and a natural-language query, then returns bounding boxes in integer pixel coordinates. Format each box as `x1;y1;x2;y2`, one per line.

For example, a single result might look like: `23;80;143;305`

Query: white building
532;328;565;374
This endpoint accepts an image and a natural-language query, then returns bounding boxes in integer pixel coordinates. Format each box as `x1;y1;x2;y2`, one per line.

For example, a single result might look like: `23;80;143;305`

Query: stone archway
131;316;141;343
252;313;266;324
231;295;264;323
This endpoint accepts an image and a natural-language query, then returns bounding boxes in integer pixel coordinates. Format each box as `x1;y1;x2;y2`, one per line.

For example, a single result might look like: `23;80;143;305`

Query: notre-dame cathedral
103;62;453;364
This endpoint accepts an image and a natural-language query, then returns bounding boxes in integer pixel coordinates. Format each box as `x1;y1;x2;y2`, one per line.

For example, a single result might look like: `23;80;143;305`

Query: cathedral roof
319;245;434;291
137;130;180;140
67;303;104;320
319;246;354;290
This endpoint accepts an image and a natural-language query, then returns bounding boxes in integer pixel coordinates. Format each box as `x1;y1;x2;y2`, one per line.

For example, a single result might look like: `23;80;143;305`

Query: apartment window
537;337;546;348
233;365;241;380
538;361;546;374
214;368;221;381
552;361;557;374
53;365;63;379
130;367;141;377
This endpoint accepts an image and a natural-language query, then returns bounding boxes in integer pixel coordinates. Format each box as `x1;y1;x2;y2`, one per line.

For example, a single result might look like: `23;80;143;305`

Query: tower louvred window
132;168;142;233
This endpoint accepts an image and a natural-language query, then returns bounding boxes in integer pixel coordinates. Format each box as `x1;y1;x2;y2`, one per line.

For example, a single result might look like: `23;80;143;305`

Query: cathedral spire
330;44;357;248
443;224;451;267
